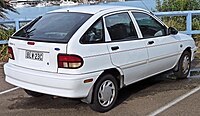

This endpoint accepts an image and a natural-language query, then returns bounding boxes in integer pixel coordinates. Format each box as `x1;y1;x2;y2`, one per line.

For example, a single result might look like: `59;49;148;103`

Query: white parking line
0;87;20;95
148;86;200;116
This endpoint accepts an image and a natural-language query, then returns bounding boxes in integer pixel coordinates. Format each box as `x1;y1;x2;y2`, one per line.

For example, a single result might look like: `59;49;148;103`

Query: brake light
58;54;83;69
27;41;35;45
8;46;15;60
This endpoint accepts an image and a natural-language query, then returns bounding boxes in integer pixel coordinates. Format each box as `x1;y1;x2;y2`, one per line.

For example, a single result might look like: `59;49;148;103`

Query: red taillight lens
58;54;83;69
8;46;15;60
27;41;35;45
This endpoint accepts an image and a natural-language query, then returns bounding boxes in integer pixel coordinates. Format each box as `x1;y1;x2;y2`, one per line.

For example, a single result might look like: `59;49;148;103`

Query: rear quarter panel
58;14;116;75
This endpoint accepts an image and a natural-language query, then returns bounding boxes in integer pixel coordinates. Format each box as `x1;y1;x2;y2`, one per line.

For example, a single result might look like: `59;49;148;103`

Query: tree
157;0;200;12
0;0;18;19
156;0;161;11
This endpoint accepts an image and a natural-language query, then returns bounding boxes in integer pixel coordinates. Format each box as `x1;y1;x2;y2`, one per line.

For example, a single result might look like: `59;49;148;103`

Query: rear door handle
111;46;119;51
148;41;154;45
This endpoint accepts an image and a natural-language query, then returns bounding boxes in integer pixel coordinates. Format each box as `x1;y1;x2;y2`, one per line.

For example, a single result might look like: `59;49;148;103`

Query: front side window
105;12;138;41
12;12;92;43
81;18;104;44
132;12;167;38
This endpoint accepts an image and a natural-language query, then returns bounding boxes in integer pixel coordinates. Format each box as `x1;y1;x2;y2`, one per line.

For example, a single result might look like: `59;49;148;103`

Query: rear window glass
12;12;92;43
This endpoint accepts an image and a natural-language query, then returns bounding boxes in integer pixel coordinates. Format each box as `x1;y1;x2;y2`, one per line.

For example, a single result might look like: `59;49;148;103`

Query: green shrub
0;29;15;40
0;29;15;62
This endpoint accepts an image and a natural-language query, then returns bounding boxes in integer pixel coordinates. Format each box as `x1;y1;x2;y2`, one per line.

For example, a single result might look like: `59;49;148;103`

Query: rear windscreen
12;12;92;43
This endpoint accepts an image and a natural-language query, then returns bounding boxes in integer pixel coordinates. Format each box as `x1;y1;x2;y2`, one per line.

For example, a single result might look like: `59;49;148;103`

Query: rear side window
132;12;167;38
12;12;92;43
105;12;138;41
81;18;104;44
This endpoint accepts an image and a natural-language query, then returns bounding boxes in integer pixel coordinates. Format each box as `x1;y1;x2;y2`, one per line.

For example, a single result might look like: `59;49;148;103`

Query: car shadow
115;74;165;106
8;94;86;110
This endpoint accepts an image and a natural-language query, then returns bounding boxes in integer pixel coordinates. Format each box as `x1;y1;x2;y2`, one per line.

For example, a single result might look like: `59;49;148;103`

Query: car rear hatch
8;12;92;72
9;39;66;72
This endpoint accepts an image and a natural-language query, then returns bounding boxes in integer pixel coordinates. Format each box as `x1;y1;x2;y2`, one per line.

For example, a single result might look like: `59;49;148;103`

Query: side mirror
168;27;178;35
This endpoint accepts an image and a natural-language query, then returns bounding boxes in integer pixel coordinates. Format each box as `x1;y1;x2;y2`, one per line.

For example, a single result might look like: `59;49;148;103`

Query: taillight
58;54;83;69
8;46;15;60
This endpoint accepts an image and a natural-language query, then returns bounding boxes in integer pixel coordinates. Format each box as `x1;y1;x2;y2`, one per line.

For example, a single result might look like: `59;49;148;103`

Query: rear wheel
174;51;191;79
24;89;44;97
89;74;118;113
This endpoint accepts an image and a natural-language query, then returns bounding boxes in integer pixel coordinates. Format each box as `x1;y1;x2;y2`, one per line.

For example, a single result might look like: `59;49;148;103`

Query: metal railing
154;10;200;35
0;19;31;45
1;10;200;45
0;19;31;31
0;40;8;45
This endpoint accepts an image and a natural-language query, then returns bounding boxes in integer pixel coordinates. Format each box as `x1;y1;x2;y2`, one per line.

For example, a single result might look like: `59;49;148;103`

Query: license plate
25;50;43;61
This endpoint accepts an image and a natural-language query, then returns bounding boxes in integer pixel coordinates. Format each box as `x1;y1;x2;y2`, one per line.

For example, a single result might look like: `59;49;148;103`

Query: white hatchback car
4;5;197;112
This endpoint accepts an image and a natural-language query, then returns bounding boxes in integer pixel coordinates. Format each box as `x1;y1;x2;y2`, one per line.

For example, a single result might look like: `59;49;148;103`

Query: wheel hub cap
98;80;115;107
182;55;190;74
102;86;112;101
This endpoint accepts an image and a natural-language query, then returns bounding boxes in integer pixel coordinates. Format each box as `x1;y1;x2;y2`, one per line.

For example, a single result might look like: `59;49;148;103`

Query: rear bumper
4;63;101;98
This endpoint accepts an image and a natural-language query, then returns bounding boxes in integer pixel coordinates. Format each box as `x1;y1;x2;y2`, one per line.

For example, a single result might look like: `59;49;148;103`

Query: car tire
24;89;44;97
174;51;191;79
89;74;118;113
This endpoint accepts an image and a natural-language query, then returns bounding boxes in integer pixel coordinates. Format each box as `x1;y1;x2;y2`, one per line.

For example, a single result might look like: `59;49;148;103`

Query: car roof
50;4;149;15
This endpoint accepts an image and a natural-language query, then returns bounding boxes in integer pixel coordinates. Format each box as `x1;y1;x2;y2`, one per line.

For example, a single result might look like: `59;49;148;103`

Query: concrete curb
191;68;200;71
190;68;200;77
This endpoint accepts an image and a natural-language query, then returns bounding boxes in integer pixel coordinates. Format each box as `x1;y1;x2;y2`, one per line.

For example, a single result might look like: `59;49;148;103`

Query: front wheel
174;51;191;79
89;74;118;113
